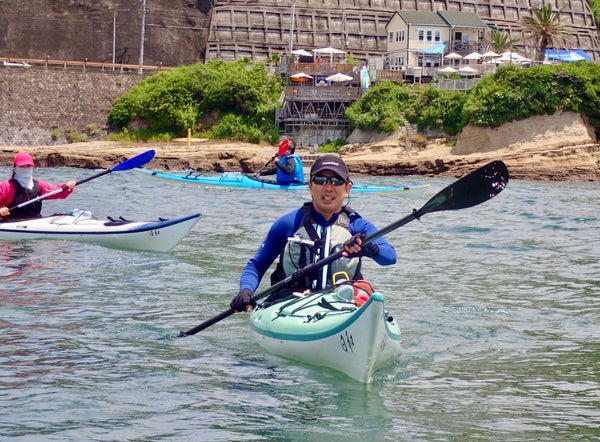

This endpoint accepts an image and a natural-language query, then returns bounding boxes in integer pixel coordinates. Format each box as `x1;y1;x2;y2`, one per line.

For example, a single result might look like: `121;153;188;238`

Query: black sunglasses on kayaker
311;175;346;186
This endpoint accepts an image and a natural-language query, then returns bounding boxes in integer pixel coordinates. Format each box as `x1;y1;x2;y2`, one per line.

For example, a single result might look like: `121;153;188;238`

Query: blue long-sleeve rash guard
239;206;396;292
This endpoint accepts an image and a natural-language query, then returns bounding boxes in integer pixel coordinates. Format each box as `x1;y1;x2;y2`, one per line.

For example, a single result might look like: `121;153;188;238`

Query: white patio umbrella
497;51;528;63
313;47;346;62
444;52;463;66
438;66;458;73
464;52;482;60
481;50;500;58
326;73;353;82
444;52;463;60
290;72;313;83
458;65;478;75
291;49;313;58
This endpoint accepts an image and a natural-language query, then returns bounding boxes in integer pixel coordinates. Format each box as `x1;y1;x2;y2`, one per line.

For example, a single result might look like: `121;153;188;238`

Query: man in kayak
0;152;76;220
257;138;305;185
231;154;396;312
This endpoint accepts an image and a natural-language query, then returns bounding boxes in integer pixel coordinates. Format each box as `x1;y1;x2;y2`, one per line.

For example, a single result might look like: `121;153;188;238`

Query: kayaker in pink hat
0;152;76;220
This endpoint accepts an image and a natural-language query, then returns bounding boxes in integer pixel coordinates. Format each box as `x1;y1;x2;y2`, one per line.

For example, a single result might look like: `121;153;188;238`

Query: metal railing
436;78;480;91
1;56;174;74
372;70;404;81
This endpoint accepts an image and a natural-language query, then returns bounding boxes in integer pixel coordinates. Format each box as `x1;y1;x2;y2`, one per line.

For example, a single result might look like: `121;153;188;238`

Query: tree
521;3;572;61
485;30;519;53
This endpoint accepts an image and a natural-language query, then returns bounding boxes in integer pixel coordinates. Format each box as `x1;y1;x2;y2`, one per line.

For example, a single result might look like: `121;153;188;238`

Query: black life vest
270;202;363;292
7;178;43;219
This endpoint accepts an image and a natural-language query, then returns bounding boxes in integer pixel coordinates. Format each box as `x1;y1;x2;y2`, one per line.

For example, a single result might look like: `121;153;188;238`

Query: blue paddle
179;160;510;337
7;149;156;212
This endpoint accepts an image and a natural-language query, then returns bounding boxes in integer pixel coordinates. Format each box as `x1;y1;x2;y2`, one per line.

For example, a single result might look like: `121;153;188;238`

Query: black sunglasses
311;175;346;186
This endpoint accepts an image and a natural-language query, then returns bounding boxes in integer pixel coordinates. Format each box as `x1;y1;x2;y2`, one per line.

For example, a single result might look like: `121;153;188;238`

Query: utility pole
342;0;346;49
139;0;147;69
112;4;117;70
288;0;295;54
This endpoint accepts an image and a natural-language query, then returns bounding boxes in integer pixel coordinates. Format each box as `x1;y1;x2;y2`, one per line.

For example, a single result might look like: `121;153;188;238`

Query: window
417;28;441;43
389;56;404;70
396;30;405;42
389;32;393;43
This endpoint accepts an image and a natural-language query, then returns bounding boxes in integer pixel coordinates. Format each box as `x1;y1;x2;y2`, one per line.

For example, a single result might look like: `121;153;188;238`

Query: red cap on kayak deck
13;152;35;167
352;280;373;307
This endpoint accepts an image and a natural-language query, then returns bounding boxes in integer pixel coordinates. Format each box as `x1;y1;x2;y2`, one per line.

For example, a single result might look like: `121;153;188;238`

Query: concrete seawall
0;67;144;146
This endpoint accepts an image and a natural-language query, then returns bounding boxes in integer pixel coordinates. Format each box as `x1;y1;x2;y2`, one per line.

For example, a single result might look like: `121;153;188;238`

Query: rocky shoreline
1;111;599;181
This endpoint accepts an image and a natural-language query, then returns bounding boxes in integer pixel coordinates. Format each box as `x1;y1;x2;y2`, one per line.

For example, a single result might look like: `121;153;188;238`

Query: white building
385;10;490;74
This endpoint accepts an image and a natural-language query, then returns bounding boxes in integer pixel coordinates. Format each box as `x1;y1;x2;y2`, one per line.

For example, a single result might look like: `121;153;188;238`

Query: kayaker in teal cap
230;154;396;312
0;152;76;220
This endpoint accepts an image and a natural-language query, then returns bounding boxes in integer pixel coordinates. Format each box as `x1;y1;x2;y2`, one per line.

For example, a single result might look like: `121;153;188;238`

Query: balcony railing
285;86;362;100
287;62;354;74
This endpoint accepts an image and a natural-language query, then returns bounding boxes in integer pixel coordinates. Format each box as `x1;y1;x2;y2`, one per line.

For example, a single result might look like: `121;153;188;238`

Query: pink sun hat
13;152;35;167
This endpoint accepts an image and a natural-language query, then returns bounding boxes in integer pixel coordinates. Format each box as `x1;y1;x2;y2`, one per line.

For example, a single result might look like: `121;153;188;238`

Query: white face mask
14;166;34;190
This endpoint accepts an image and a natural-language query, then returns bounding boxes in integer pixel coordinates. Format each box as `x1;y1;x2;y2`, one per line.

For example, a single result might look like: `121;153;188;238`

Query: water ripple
0;168;598;440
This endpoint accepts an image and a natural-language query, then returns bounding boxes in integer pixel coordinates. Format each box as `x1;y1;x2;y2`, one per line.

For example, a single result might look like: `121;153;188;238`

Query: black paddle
253;139;290;177
179;160;509;337
6;149;156;212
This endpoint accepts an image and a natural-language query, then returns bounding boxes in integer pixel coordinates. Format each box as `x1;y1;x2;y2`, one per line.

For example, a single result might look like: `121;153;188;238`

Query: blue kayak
134;169;430;194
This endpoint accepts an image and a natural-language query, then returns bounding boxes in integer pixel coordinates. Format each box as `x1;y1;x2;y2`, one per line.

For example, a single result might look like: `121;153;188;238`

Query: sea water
0;165;598;441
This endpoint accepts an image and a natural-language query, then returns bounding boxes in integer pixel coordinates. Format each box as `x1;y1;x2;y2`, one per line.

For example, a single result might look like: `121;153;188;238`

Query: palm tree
485;30;519;53
521;3;572;61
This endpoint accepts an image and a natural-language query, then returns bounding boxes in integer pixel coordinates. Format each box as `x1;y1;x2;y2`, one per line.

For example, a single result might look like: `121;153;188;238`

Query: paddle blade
420;160;509;215
277;139;290;156
110;149;155;172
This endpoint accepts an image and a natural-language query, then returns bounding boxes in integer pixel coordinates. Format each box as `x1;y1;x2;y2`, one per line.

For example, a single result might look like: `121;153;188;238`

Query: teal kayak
134;168;429;194
249;283;401;383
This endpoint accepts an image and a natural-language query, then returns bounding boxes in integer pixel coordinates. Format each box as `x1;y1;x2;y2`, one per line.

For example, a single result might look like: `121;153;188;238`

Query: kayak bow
0;212;201;252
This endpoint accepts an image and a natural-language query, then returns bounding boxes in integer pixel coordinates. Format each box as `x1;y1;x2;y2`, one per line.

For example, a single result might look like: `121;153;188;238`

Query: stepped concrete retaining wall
0;68;143;146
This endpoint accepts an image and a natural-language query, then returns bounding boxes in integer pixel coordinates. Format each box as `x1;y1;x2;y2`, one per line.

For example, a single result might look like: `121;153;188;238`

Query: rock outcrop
1;111;599;181
333;110;600;181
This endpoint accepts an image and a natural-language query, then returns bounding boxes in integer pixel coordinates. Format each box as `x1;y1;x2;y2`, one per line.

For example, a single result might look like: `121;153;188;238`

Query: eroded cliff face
453;112;597;155
1;110;599;181
338;111;600;181
0;0;212;66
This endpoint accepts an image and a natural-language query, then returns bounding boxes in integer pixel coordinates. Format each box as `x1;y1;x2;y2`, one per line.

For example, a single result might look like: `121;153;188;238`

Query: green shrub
108;60;284;143
64;127;87;143
318;139;346;153
464;62;600;136
84;124;102;137
345;81;412;133
401;62;600;138
404;86;467;135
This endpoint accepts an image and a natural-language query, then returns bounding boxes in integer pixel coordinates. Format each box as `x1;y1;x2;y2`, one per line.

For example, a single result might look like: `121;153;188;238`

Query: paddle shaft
180;160;509;337
6;150;155;211
180;209;421;336
253;140;290;177
253;155;278;177
9;169;110;210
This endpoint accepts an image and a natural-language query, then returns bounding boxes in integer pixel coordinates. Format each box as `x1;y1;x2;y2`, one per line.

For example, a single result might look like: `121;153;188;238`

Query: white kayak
0;212;201;252
249;284;401;383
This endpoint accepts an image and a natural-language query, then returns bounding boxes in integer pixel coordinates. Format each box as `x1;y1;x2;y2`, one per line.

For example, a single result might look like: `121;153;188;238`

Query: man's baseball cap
310;154;350;182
